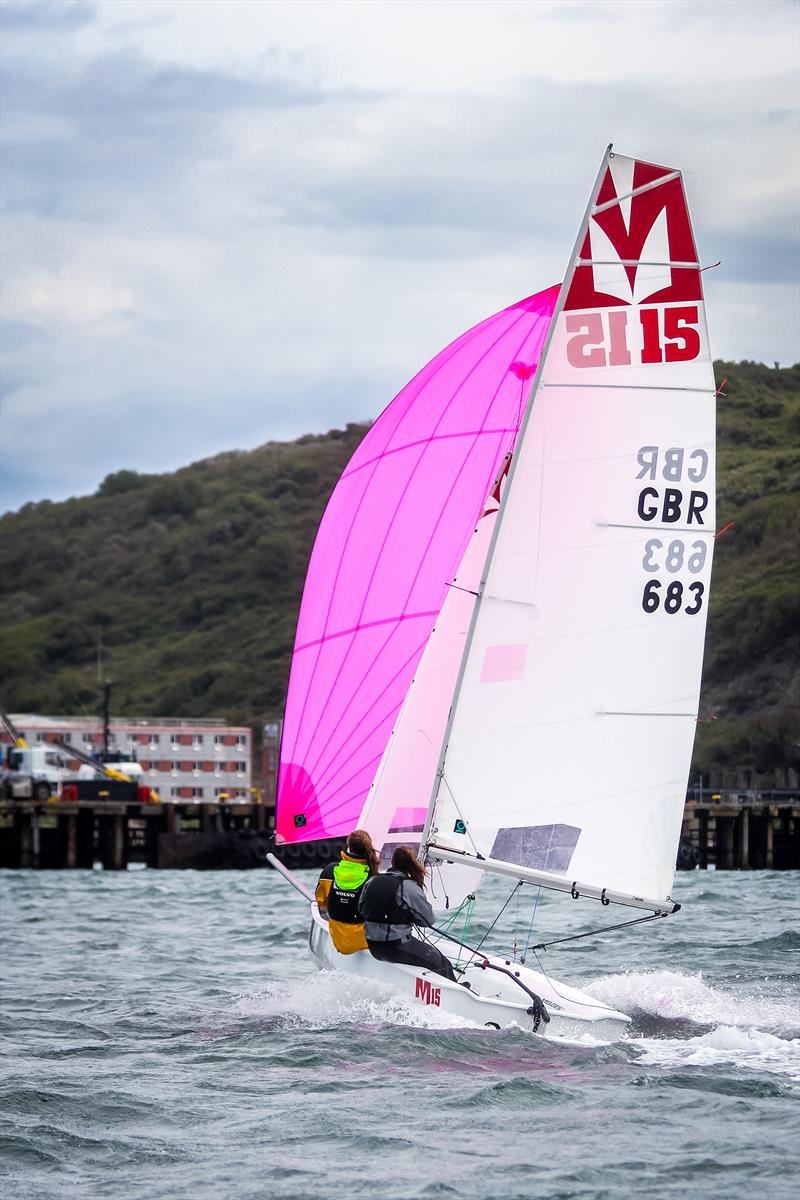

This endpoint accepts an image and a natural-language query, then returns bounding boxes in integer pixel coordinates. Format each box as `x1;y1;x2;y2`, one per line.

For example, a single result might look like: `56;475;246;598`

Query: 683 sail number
642;578;704;615
635;445;710;617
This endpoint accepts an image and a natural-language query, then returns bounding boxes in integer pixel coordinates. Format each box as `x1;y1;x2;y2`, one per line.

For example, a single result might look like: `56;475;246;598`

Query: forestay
425;150;716;911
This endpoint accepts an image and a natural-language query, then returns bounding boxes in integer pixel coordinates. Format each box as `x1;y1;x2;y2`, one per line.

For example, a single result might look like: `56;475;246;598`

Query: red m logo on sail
564;158;702;311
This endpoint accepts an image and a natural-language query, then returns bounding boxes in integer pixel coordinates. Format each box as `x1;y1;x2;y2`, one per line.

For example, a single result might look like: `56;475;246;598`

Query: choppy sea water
0;867;798;1200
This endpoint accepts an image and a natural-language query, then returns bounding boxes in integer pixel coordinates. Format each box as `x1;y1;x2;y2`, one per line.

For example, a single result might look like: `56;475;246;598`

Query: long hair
346;829;379;877
391;845;426;889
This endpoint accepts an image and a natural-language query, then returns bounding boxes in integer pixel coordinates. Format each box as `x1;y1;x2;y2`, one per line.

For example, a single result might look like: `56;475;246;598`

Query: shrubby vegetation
691;361;799;781
0;368;797;783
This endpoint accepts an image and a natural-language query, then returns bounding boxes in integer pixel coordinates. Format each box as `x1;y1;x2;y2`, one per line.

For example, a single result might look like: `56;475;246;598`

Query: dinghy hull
308;904;630;1041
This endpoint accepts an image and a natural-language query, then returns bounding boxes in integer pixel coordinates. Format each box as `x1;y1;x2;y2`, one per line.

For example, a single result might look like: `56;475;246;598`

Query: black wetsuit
358;869;456;982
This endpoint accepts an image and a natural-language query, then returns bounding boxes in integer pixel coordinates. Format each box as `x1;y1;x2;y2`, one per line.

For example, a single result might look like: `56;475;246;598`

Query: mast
419;145;614;863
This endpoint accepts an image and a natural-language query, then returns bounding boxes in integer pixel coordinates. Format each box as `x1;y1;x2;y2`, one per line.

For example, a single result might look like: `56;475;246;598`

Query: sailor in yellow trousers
315;829;379;954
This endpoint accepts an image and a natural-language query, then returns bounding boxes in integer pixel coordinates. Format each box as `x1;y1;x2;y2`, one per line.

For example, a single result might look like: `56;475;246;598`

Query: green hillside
1;361;797;783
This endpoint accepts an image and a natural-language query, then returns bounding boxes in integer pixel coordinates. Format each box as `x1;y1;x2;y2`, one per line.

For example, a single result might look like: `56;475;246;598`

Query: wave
589;969;799;1037
743;930;800;952
587;969;800;1080
231;969;479;1032
634;1025;800;1082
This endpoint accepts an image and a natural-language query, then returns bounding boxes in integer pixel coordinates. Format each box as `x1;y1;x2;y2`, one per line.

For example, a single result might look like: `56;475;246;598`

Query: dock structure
0;789;796;871
0;796;273;871
681;789;799;870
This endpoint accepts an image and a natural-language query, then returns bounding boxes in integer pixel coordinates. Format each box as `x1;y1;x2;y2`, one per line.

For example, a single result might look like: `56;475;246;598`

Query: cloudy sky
1;0;798;513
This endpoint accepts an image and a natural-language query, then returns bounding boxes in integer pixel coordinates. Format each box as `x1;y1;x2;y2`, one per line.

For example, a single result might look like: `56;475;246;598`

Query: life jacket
359;872;410;937
326;856;370;924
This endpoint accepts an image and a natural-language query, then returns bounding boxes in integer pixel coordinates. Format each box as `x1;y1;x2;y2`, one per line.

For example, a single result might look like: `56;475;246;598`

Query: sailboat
268;145;716;1039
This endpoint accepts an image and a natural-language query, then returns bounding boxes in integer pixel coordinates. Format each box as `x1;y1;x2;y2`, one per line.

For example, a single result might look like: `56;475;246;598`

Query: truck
1;709;68;801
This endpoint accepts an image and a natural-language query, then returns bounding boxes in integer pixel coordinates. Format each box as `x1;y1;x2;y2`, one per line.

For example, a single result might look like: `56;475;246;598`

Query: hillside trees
0;371;797;783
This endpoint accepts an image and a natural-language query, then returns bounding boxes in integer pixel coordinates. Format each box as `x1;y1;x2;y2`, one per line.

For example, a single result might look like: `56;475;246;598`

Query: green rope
436;893;476;971
456;896;475;971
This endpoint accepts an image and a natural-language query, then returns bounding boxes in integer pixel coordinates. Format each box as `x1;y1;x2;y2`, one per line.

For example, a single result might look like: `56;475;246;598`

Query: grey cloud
0;46;331;221
0;0;95;33
0;319;46;354
1;4;797;513
710;230;800;286
651;0;798;32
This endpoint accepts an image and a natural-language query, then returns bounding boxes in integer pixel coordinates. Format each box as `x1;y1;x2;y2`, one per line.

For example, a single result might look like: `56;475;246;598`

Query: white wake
233;968;478;1031
590;969;800;1080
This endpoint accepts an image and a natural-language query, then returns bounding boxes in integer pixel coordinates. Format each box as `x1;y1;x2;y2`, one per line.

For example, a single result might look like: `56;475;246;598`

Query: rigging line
472;881;524;959
445;582;480;597
430;858;452;911
429;883;523;966
520;886;543;965
513;880;522;958
530;911;665;952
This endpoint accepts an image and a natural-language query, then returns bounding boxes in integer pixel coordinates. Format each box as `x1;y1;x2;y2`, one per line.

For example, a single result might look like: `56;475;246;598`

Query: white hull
308;905;630;1040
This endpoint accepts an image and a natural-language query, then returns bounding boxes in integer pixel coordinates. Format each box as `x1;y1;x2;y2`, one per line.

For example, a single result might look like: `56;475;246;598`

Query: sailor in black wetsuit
358;845;457;982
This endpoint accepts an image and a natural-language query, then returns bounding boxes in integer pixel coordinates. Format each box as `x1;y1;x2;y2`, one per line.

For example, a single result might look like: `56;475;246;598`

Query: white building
5;714;253;802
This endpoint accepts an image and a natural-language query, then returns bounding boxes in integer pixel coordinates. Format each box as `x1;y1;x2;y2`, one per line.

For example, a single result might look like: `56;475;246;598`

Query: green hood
333;857;369;891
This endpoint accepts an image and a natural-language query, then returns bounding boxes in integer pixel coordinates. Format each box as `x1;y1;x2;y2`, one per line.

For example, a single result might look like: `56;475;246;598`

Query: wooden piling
15;806;38;869
739;807;750;869
65;812;77;868
98;809;126;870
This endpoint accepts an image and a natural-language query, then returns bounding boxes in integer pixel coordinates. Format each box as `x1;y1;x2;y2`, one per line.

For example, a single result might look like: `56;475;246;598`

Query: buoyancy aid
359;873;410;939
326;856;369;923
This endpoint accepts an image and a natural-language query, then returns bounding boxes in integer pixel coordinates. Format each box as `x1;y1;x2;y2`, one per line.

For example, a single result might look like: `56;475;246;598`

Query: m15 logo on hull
415;977;441;1006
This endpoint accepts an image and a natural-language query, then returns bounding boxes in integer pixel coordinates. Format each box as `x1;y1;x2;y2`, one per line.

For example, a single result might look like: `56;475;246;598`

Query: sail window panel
490;824;581;873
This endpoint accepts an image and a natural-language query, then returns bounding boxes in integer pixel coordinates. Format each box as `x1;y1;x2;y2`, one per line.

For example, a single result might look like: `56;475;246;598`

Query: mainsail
276;288;559;843
424;149;716;913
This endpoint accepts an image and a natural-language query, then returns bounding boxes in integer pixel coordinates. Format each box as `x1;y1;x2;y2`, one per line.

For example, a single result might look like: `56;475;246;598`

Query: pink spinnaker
276;287;559;843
